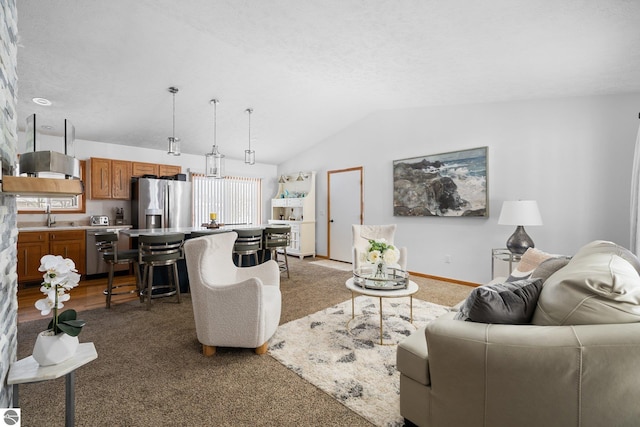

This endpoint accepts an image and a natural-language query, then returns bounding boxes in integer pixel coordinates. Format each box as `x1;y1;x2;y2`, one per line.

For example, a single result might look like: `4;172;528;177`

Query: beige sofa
397;241;640;427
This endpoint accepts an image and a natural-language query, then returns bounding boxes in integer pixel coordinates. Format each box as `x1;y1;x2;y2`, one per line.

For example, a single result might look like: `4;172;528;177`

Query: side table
345;277;419;345
491;248;521;279
8;342;98;427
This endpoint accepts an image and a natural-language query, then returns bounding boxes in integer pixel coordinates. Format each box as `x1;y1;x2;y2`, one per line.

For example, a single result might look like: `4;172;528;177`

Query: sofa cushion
455;278;543;324
397;326;430;386
532;240;640;325
507;247;556;282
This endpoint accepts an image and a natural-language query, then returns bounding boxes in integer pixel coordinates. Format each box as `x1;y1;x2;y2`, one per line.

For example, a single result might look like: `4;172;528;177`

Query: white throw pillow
507;247;555;281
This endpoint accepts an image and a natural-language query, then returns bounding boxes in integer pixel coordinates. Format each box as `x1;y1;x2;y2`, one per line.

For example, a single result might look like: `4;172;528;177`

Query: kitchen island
119;224;265;237
121;225;276;293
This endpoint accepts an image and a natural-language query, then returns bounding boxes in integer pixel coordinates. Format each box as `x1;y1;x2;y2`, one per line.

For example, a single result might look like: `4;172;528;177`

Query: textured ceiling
15;0;640;164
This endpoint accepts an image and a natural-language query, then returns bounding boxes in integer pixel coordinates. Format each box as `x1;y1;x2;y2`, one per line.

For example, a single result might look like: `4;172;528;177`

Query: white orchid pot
32;331;79;366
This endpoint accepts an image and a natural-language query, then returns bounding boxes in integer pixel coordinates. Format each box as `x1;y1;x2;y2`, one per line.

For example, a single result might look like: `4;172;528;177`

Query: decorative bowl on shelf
353;265;409;290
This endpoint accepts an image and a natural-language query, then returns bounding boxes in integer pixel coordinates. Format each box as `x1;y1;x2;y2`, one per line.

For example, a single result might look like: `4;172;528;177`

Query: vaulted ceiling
16;0;640;164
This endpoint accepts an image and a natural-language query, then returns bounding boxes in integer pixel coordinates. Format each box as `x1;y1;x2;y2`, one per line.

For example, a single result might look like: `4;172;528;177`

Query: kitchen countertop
18;224;133;232
120;224;267;237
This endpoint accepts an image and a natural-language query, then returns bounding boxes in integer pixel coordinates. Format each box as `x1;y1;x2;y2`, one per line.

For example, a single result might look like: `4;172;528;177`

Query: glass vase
374;262;386;279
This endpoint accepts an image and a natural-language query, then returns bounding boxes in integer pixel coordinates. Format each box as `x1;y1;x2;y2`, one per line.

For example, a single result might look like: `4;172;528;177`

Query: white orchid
34;255;85;336
39;255;80;291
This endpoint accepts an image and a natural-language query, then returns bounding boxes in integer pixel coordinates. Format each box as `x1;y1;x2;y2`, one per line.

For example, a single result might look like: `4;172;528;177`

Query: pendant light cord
213;99;218;149
168;87;178;140
172;91;176;138
246;108;253;151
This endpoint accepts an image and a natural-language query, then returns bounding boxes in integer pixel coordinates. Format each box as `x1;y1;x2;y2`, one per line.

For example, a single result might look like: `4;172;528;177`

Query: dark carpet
15;257;472;426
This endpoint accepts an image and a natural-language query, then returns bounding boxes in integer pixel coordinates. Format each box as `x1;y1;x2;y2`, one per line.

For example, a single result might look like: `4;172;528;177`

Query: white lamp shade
498;200;543;226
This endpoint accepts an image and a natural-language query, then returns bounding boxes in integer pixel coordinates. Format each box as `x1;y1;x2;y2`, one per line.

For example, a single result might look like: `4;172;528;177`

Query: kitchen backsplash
17;199;131;227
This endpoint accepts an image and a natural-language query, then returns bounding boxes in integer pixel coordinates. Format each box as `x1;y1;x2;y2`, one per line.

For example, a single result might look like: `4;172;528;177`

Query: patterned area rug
268;296;451;427
309;259;354;271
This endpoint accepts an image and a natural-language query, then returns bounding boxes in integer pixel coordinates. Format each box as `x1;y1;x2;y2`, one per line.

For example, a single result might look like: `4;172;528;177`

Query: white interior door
328;168;363;262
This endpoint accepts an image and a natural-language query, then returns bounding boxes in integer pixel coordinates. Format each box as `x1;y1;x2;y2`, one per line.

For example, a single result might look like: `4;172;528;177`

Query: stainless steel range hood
19;151;81;179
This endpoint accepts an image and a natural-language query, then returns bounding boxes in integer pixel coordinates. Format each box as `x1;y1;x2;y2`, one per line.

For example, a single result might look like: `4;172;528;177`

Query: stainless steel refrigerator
131;177;192;229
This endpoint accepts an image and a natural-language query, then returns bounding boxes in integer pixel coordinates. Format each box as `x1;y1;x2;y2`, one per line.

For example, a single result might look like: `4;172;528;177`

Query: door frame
327;166;364;260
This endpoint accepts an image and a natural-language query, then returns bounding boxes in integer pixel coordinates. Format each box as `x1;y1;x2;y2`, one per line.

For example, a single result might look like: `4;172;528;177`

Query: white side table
8;342;98;427
345;278;419;345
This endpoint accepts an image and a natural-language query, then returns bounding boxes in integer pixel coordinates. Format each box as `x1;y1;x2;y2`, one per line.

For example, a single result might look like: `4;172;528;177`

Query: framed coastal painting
393;146;488;217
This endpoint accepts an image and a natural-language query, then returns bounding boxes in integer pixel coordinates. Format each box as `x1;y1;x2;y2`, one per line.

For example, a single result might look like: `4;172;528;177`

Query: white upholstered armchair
183;232;282;356
352;224;408;271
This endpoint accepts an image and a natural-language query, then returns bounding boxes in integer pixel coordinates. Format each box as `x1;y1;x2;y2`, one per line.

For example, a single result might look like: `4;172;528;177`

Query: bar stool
233;228;264;267
263;226;290;278
95;232;141;308
138;233;185;310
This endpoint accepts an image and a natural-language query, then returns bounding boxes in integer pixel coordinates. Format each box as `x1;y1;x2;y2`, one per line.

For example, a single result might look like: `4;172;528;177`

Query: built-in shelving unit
268;171;316;259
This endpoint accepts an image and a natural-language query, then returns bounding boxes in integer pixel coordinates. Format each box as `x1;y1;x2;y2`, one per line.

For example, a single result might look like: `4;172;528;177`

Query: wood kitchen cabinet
17;230;86;285
49;230;86;276
16;232;49;283
90;157;132;200
158;164;181;176
90;157;111;199
92;158;181;199
132;161;181;177
131;162;159;177
112;160;132;199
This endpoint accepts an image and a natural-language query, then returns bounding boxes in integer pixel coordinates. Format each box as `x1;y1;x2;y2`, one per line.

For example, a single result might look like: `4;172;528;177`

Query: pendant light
205;99;225;178
167;87;181;156
244;108;255;165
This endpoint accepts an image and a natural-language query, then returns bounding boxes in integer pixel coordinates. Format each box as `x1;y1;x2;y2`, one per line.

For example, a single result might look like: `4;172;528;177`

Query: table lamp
498;200;543;255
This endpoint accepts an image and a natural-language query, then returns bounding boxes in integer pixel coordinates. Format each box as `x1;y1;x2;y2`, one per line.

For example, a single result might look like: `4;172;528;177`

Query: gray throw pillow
455;278;543;324
506;248;556;282
530;257;571;282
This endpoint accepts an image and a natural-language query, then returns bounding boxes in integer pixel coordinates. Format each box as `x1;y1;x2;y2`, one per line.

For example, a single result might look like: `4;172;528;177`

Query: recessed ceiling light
32;97;52;106
41;125;54;130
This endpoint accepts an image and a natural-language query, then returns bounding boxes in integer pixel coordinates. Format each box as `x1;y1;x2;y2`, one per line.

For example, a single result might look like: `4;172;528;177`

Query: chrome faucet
46;205;56;227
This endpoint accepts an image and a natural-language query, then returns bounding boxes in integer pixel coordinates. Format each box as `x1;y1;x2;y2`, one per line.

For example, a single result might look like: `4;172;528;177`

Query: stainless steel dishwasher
86;228;131;275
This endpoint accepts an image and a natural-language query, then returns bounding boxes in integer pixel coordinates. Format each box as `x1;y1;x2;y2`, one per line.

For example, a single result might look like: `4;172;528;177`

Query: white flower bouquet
364;238;400;268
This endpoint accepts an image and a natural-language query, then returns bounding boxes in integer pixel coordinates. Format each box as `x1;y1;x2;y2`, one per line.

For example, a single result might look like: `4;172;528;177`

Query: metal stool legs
104;261;141;309
271;247;290;278
96;232;140;309
140;261;181;310
138;233;185;310
264;226;291;278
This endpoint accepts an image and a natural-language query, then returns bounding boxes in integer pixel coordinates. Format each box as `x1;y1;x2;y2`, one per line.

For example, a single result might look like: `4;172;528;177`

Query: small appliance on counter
114;207;125;225
89;215;109;226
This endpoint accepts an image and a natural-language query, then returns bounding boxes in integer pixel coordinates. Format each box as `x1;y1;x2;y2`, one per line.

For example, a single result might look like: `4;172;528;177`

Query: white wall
279;93;640;284
16;134;279;225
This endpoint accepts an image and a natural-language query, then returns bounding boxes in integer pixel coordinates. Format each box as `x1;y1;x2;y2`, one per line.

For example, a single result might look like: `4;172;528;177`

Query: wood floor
17;274;139;324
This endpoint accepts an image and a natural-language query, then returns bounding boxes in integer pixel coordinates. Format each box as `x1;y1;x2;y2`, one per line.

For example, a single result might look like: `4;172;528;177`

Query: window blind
192;174;262;227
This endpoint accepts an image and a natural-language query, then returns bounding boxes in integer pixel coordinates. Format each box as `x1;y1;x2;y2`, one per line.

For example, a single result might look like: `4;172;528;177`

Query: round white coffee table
345;277;419;345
